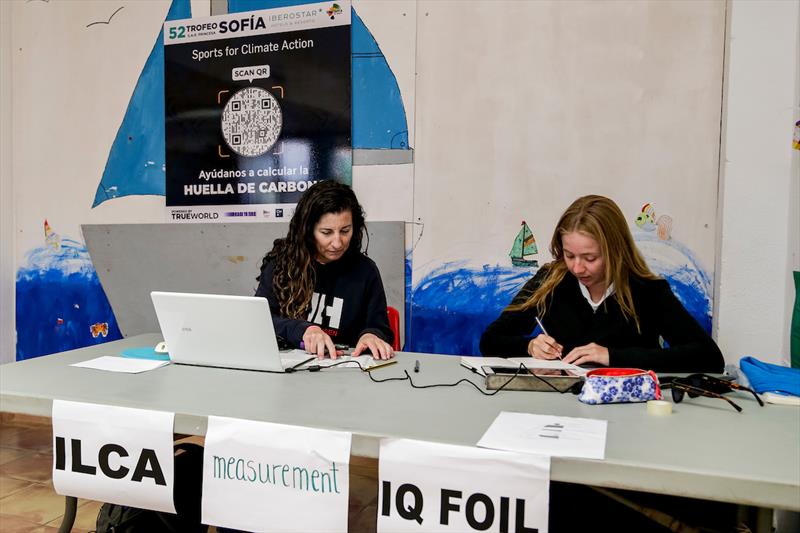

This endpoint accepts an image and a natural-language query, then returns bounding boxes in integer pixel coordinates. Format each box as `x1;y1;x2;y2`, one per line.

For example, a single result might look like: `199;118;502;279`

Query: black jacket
255;252;393;347
480;266;724;373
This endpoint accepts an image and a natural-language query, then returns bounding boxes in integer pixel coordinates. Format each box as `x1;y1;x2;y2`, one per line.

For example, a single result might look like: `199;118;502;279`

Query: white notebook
460;356;587;377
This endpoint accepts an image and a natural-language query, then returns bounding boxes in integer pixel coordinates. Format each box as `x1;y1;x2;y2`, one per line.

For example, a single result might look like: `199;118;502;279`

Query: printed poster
164;2;352;223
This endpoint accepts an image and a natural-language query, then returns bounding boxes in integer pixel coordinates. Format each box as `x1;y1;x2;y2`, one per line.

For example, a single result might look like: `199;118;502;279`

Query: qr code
221;87;282;157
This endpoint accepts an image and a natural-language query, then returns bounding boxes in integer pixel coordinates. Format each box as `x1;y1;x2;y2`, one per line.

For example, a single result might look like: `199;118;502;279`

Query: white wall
411;1;724;279
1;0;14;365
716;0;800;366
3;0;799;364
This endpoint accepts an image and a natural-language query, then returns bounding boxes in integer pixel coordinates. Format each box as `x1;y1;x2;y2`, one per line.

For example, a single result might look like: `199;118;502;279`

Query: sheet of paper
378;438;550;533
279;349;318;365
478;411;607;460
202;416;351;532
460;356;587;376
71;356;169;373
281;349;378;369
52;400;176;513
301;355;377;369
508;358;589;376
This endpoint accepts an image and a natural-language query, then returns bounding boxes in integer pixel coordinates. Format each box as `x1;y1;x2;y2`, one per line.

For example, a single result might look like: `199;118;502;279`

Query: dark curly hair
258;180;367;319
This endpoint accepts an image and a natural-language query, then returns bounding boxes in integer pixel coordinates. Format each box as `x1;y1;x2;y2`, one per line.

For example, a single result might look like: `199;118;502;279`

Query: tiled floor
0;414;379;533
0;413;101;532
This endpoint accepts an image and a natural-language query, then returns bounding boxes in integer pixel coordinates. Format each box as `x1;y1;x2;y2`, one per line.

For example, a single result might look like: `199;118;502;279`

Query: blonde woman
480;195;723;372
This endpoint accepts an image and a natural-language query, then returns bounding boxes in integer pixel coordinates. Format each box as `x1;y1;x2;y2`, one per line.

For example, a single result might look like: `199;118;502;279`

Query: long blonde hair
508;195;658;332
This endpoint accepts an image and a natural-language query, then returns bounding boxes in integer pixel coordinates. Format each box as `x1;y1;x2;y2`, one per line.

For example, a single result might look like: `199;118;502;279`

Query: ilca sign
51;400;176;513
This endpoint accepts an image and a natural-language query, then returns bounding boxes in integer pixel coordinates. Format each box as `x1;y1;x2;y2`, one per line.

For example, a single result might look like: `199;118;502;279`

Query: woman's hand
528;334;563;360
352;332;394;360
563;343;609;366
302;325;341;359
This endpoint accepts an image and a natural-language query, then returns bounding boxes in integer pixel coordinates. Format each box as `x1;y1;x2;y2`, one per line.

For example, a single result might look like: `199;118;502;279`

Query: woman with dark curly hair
255;180;394;360
480;195;723;372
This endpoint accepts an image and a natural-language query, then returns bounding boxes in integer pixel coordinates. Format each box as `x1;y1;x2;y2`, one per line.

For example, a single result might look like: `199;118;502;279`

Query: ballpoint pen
535;316;562;360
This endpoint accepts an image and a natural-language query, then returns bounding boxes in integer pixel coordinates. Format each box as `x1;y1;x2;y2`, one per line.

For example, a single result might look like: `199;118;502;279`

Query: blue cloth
740;356;800;396
120;347;170;361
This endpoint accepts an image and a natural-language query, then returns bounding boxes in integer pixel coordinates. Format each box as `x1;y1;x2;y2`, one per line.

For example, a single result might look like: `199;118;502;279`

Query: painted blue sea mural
406;235;713;356
16;235;122;360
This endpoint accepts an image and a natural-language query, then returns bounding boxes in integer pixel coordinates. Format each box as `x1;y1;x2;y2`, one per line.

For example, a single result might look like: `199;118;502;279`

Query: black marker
414;360;420;373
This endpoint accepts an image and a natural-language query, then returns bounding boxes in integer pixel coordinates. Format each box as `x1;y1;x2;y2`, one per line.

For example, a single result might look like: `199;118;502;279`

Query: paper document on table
460;356;587;377
71;356;169;373
280;349;379;369
299;355;377;369
279;349;318;366
478;411;607;460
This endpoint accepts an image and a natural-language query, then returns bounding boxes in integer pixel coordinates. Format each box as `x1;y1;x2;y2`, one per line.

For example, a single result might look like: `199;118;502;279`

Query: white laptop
150;291;314;372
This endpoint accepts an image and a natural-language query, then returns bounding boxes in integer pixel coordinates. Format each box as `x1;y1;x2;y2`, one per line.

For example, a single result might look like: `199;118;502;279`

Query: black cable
518;363;583;394
311;360;555;396
292;359;583;395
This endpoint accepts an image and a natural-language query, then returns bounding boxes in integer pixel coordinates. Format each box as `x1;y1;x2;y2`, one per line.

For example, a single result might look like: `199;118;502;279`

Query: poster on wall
163;2;351;223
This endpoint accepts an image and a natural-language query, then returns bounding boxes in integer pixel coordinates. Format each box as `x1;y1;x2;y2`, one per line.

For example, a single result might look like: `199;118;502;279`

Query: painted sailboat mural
509;221;539;267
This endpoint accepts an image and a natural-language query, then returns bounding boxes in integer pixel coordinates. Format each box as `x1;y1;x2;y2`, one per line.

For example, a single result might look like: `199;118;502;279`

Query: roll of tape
647;400;673;416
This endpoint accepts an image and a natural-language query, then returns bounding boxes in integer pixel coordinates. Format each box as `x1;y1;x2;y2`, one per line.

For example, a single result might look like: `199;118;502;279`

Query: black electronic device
483;365;583;392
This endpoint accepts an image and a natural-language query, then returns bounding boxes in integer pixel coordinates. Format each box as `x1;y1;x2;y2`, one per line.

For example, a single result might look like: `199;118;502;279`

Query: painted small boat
510;221;538;267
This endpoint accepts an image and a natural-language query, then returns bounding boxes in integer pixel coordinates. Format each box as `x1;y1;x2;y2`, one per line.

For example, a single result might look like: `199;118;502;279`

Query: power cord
293;360;582;396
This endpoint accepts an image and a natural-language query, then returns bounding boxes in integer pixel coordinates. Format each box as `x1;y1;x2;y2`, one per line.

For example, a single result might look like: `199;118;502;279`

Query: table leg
737;505;773;533
753;507;773;533
58;496;78;533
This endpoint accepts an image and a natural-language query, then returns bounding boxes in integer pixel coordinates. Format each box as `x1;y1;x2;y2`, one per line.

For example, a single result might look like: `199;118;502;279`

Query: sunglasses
663;374;763;406
665;381;743;412
683;374;764;406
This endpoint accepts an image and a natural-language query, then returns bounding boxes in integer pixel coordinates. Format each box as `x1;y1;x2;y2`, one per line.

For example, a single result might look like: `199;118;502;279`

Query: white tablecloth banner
202;416;351;533
378;438;551;533
52;400;176;513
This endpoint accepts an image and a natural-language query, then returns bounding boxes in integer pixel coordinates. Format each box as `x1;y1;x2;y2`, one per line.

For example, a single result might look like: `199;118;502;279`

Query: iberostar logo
326;3;343;20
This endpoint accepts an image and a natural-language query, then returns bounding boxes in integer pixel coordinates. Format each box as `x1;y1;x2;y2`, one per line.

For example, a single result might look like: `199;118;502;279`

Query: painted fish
634;203;673;240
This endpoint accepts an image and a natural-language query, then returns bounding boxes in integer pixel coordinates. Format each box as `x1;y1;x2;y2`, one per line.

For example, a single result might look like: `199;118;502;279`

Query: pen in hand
535;316;562;360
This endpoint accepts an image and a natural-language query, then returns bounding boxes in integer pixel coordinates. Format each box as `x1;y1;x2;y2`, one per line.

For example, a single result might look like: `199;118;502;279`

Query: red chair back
386;306;401;351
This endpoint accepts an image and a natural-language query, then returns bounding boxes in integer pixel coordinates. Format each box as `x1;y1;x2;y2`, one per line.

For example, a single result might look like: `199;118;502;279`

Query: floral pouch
578;368;662;405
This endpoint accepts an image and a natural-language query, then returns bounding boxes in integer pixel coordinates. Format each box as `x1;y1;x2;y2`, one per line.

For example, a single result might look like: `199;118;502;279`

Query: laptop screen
150;291;287;372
